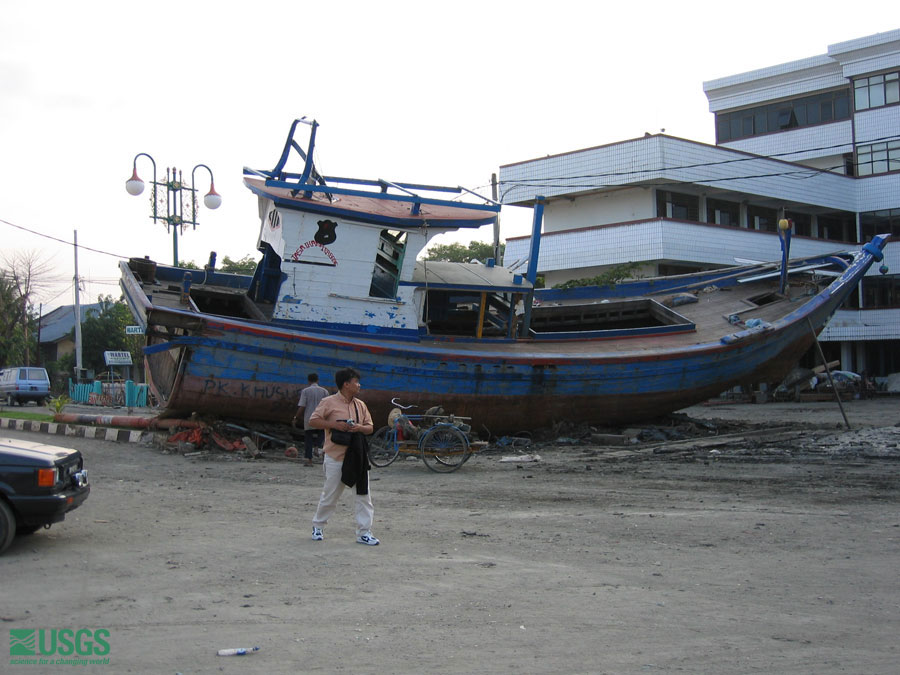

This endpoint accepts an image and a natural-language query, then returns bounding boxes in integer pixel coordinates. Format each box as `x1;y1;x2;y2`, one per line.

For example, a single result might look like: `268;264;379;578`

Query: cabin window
369;230;407;299
424;290;480;336
424;290;510;338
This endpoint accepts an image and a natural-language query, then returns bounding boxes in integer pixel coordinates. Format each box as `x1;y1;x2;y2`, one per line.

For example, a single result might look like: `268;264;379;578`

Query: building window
860;208;900;242
856;140;900;176
843;153;855;176
715;89;850;143
656;191;699;221
862;276;900;309
854;71;900;111
817;212;857;243
706;198;740;227
747;205;777;232
784;211;811;237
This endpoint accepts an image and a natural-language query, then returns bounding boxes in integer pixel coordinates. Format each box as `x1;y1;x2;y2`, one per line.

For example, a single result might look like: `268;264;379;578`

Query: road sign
125;325;145;335
104;351;133;366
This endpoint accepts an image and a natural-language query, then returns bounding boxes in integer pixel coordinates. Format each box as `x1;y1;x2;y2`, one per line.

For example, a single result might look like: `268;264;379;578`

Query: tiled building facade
501;30;900;378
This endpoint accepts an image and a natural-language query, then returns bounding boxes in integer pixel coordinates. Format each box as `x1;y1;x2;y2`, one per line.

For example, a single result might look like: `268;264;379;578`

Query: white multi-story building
501;29;900;379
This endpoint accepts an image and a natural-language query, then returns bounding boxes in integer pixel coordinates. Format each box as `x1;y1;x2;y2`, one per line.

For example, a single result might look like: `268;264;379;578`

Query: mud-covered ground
2;398;899;674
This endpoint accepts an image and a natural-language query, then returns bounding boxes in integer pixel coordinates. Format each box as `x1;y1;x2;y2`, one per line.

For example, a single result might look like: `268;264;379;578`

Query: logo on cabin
267;209;281;230
314;219;338;245
291;240;338;266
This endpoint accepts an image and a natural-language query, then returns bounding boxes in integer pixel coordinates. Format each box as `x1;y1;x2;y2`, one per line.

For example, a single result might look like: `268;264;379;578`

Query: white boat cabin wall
257;200;429;335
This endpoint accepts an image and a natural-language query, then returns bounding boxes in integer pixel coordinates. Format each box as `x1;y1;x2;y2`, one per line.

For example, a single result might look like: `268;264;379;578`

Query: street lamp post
125;153;221;266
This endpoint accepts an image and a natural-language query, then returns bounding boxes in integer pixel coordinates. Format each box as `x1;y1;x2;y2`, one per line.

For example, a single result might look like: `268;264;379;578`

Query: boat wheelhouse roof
407;260;533;293
242;118;500;229
244;177;499;229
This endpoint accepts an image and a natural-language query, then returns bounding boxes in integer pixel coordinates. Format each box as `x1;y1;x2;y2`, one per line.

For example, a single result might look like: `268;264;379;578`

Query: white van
0;367;51;406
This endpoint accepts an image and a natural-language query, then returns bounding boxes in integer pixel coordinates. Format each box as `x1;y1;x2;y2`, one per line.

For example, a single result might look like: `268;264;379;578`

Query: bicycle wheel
419;425;468;473
368;426;400;467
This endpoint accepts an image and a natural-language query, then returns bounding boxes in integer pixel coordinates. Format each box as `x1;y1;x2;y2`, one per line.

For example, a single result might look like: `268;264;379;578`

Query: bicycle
368;399;482;473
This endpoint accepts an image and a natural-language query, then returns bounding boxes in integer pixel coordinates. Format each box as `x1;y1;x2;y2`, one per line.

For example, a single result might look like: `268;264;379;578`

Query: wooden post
807;318;850;430
476;292;487;339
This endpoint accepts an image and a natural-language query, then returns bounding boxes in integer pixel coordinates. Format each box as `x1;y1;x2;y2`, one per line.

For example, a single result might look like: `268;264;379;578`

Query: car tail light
37;468;57;487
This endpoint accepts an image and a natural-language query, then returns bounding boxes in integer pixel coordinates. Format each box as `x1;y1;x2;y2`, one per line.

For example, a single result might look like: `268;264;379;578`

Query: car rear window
22;368;49;381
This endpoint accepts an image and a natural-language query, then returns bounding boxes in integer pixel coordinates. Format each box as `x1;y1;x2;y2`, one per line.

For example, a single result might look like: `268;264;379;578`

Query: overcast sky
0;0;893;311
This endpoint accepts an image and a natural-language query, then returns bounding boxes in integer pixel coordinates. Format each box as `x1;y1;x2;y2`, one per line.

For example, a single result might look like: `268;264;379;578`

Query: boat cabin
248;198;531;341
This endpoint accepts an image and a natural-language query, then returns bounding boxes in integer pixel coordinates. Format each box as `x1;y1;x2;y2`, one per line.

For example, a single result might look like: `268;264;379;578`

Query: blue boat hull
130;236;888;433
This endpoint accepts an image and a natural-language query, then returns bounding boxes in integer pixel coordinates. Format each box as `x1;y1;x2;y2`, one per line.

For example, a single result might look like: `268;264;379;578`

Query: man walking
292;373;328;466
308;367;379;545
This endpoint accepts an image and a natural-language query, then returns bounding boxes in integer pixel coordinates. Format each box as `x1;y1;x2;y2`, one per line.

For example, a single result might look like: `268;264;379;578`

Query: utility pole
36;303;42;367
73;230;83;380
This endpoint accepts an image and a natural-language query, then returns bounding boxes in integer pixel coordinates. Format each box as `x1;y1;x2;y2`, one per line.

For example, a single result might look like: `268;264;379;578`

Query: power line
0;217;130;259
41;282;75;306
502;164;847;193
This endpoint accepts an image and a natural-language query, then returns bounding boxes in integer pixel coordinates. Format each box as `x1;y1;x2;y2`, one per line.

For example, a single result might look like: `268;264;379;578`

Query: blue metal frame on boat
243;118;500;229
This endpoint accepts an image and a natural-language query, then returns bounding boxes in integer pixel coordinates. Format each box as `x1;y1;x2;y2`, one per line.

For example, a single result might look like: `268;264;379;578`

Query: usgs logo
9;628;111;656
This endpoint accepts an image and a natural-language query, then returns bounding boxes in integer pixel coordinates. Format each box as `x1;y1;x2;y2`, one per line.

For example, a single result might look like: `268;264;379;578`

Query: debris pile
801;426;900;459
486;413;900;465
162;419;296;460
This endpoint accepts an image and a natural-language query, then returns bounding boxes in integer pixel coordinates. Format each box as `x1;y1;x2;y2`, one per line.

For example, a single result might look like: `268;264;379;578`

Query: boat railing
242;117;500;215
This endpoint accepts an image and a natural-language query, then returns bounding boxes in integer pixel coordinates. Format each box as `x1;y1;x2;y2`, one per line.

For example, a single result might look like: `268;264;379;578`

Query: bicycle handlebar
390;397;417;410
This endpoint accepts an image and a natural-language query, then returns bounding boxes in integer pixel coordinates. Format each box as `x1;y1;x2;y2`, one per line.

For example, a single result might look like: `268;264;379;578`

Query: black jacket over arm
341;433;370;495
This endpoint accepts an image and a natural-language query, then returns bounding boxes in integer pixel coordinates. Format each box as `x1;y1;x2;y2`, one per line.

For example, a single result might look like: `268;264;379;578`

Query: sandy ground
2;398;899;674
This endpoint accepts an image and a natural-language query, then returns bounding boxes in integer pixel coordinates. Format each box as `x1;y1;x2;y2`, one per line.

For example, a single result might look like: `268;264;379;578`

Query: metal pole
522;196;546;337
491;173;500;264
170;168;179;266
73;230;83;378
36;303;42;367
807;318;850;430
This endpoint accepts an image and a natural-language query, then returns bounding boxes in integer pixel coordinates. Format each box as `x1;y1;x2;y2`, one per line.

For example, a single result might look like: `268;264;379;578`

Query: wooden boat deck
136;271;821;358
413;276;820;356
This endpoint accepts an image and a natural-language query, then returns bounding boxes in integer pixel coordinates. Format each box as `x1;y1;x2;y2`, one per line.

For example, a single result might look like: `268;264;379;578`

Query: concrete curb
0;417;149;444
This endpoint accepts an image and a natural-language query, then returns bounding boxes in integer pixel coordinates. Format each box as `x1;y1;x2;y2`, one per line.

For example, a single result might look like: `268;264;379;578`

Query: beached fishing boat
120;119;890;433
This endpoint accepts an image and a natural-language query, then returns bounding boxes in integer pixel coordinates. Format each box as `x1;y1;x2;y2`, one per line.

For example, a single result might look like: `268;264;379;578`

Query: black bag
330;429;354;446
331;401;359;446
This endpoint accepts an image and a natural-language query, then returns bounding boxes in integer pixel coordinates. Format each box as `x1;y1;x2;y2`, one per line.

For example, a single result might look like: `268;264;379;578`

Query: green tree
78;295;137;373
552;262;641;290
425;241;504;264
220;255;258;273
179;254;258;273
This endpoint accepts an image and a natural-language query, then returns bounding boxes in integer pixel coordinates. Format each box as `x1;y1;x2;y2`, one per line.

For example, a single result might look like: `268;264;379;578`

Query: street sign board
104;351;133;366
125;325;145;335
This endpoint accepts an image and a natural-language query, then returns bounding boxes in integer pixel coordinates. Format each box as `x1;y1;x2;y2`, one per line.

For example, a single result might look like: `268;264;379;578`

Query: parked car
0;366;51;406
0;437;90;554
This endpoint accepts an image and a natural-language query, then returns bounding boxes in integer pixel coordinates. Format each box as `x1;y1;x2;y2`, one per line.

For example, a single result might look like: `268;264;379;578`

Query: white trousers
312;455;374;536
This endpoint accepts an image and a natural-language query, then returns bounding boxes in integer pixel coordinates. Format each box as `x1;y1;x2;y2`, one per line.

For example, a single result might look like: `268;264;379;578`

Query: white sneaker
356;532;380;546
311;527;324;541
